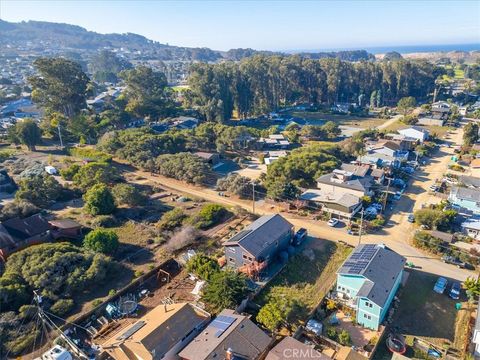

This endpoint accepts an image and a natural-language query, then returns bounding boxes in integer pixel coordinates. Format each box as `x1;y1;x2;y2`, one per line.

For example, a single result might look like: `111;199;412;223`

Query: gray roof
266;337;330;360
178;309;271;360
300;189;361;208
459;175;480;189
338;244;406;308
224;214;293;258
451;186;480;202
316;173;373;193
340;163;370;177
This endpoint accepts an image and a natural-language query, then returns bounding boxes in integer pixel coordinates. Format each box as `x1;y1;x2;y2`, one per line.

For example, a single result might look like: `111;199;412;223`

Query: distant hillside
0;19;375;62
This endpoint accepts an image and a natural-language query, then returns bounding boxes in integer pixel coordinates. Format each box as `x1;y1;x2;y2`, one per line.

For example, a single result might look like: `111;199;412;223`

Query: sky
0;0;479;51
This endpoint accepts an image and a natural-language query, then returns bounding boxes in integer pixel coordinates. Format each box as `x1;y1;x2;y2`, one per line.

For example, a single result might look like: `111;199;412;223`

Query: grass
291;111;384;128
392;270;469;351
383;122;455;138
255;241;352;326
442;65;465;81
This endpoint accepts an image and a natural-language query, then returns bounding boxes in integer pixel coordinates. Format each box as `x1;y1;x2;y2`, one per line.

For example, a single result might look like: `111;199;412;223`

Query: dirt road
124;127;472;281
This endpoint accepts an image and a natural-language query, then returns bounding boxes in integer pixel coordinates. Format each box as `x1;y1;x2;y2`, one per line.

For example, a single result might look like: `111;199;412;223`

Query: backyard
254;240;352;328
291;111;385;129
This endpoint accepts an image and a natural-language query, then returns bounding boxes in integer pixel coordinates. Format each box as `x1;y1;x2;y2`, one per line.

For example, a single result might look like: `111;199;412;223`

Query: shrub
69;147;113;162
19;304;37;319
50;299;75;317
112;183;147;206
164;226;200;253
60;163;81;180
0;200;39;221
186;253;220;280
157;208;186;231
90;214;117;228
73;161;120;191
91;299;103;308
202;270;248;314
192;203;228;229
338;330;351;346
15;174;62;207
134;270;144;277
83;228;119;254
5;332;39;356
326;327;337;340
83;184;116;216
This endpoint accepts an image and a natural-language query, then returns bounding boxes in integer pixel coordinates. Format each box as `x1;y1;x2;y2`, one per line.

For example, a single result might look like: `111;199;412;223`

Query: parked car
371;203;383;211
293;228;308;246
442;255;465;268
393;179;406;188
407;214;415;223
434;277;448;294
393;192;402;201
402;166;415;174
327;218;339;227
449;282;461;300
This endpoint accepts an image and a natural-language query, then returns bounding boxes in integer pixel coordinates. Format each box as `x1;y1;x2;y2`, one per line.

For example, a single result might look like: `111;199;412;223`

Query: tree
0;200;39;221
15;174;62;207
83;184;116;216
50;299;75;317
202;270;248;313
73;161;120;191
464;122;479;147
463;277;480;301
83;228;119;254
120;65;174;120
192;203;228;229
256;297;295;333
90;50;132;83
338;330;351;346
29;57;89;118
155;153;211;185
397;96;417;115
216;173;253;198
8;119;42;151
112;183;147;206
186;253;220;280
157;208;187;231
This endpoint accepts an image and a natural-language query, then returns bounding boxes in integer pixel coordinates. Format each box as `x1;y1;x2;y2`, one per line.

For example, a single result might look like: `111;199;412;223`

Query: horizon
0;0;479;52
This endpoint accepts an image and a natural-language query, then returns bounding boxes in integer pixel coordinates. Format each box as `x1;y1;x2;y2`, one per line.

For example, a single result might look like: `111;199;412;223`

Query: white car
327;218;339;227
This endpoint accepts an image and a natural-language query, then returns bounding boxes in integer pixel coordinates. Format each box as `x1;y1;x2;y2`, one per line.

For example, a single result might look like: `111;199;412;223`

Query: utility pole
383;177;393;213
57;124;64;149
358;208;364;246
252;182;255;214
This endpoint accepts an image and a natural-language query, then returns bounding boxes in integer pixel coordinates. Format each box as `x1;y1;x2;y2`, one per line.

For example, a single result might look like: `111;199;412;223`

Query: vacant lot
255;240;352;327
393;270;470;351
291;111;384;128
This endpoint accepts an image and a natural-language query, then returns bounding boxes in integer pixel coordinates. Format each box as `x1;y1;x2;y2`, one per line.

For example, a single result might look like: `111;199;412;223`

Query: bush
157;208;186;231
91;299;103;308
83;184;116;216
60;163;81;180
15;174;62;207
449;164;465;172
164;226;200;253
326;327;337;339
154;152;211;185
0;200;39;221
216;173;253;198
186;253;220;280
202;270;248;313
90;214;118;228
414;208;456;231
73;161;120;191
69;147;113;162
112;183;147;206
50;298;75;317
83;228;119;254
338;330;351;346
5;332;39;356
191;203;228;229
19;304;37;319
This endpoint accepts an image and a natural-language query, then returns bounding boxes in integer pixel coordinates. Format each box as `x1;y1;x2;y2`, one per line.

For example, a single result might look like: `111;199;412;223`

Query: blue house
449;186;480;214
336;244;405;330
223;214;293;272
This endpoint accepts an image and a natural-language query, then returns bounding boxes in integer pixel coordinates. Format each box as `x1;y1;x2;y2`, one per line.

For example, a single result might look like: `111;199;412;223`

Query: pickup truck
434;277;448;294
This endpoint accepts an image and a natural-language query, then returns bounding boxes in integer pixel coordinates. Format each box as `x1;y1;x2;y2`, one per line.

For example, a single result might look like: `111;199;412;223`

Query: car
429;184;439;192
371;203;383;211
402;166;415;174
449;282;461;300
407;214;415;223
442;255;465;268
327;218;339;227
434;277;448;294
293;228;307;246
393;192;402;201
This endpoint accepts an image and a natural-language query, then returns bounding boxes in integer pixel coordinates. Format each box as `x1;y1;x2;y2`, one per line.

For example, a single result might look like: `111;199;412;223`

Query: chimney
226;348;233;360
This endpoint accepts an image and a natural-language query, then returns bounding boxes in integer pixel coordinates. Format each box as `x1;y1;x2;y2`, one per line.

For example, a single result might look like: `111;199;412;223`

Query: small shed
49;219;82;239
429;230;455;244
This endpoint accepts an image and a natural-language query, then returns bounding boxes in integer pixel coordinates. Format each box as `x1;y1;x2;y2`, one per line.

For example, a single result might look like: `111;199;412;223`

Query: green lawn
291;111;384;128
255;241;352;326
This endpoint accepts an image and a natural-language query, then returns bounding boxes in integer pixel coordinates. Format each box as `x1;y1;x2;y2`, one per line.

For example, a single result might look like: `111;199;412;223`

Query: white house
398;126;429;143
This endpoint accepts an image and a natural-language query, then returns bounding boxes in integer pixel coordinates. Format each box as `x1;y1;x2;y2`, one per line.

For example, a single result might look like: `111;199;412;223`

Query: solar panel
116;321;146;340
211;315;236;338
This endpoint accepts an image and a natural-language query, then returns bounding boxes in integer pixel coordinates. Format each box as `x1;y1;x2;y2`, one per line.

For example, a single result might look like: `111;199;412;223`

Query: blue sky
0;0;479;51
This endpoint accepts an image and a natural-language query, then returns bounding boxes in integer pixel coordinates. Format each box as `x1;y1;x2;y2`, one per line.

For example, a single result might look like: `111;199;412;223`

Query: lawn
442;65;465;81
382;122;454;139
255;241;352;326
291;111;385;128
391;270;470;352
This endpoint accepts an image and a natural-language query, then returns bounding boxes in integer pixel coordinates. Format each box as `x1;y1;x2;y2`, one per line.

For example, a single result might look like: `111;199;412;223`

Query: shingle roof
1;214;50;241
316;173;373;193
459;175;480;188
266;337;330;360
300;189;361;209
338;244;405;308
340;163;370;177
451;186;480;203
178;309;271;360
223;215;293;258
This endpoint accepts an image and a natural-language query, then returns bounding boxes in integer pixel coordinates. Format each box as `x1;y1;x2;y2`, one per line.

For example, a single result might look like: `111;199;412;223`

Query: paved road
124;126;472;281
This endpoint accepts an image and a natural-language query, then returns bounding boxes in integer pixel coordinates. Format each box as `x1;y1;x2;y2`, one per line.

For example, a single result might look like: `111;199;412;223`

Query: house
428;230;455;244
171;116;199;130
336;244;406;330
266;336;330;360
223;214;293;272
432;101;451;114
417;114;446;127
0;214;52;262
179;309;272;360
449;186;480;214
472;301;480;357
316;169;374;198
256;134;291;150
194;152;221;166
300;189;362;220
48;219;82;239
398;127;429;143
264;150;288;165
459;175;480;189
471;159;480;169
461;219;480;242
365;140;409;164
100;302;210;360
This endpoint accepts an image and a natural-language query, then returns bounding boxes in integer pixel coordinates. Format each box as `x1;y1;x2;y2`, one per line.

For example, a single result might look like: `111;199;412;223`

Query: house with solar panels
179;308;272;360
335;244;406;330
223;214;294;275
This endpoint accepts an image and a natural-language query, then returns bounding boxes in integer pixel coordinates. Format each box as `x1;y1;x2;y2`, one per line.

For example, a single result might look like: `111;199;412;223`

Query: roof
459;175;480;188
316;172;373;193
398;126;429;136
335;346;368;360
461;219;480;231
194;152;218;161
300;189;361;208
101;303;209;360
338;244;406;308
429;230;454;243
48;219;82;229
224;215;293;258
370;168;385;178
471;159;480;168
266;337;330;360
340;163;370;177
178;309;271;360
1;214;50;242
450;186;480;203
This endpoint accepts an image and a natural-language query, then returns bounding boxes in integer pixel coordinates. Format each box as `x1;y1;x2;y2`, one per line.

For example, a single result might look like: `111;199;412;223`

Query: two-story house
317;169;374;198
398;126;429;143
223;214;293;274
336;244;406;330
449;186;480;215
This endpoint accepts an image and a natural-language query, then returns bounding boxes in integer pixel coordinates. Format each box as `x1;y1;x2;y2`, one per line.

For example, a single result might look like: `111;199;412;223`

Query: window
228;257;235;263
346;289;350;294
363;314;371;320
365;301;373;308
